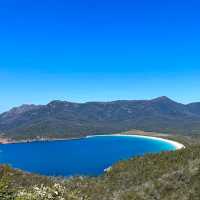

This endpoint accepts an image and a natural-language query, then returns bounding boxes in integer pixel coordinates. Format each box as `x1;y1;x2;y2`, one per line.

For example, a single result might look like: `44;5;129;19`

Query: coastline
86;134;185;150
118;134;187;150
0;133;185;175
0;133;185;150
100;134;185;173
0;136;83;145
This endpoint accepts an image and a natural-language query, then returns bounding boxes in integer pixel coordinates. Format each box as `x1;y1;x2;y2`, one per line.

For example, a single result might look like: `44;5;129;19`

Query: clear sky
0;0;200;112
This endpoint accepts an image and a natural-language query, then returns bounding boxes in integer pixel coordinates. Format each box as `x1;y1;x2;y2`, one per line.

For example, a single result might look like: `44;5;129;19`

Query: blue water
0;135;176;176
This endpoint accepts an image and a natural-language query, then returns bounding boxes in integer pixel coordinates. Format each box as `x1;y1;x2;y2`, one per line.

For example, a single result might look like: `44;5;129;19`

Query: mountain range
0;96;200;139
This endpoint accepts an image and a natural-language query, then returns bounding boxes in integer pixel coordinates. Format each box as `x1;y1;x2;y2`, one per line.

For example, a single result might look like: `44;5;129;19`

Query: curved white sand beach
86;134;185;150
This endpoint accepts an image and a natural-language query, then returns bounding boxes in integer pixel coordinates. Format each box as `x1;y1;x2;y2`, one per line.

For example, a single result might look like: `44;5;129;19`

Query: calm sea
0;135;176;176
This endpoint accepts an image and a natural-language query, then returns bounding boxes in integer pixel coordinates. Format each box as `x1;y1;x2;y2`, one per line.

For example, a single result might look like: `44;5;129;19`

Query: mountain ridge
0;96;200;139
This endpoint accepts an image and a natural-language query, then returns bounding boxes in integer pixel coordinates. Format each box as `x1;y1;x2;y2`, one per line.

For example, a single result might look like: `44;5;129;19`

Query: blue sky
0;0;200;112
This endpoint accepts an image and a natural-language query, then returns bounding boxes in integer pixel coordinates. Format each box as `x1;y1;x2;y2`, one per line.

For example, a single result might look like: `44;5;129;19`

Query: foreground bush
1;145;200;199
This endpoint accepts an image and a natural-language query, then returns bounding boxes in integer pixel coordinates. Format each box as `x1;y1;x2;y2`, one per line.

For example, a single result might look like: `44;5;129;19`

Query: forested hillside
0;97;200;139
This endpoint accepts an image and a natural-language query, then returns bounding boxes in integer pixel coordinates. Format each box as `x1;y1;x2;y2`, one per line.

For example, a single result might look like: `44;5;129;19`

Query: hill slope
0;96;200;139
1;143;200;200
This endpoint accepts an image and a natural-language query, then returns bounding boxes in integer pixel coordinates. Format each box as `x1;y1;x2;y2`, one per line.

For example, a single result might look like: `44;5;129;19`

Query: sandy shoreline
120;134;186;150
0;133;185;150
87;134;185;150
0;133;185;175
86;134;185;173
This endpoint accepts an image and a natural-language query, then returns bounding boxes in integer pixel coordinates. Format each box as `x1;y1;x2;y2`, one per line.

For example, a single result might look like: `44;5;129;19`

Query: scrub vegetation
1;142;200;199
1;97;200;140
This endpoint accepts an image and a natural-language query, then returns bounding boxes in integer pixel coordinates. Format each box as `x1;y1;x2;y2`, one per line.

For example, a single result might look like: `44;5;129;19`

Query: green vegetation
1;97;200;140
1;143;200;199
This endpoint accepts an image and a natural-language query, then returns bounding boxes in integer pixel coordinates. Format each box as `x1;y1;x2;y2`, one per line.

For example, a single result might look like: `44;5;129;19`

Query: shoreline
0;133;185;175
100;134;185;173
87;134;185;150
0;136;83;145
0;133;185;150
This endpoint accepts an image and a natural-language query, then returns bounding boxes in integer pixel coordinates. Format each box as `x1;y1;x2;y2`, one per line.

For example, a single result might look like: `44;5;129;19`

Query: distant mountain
187;102;200;115
0;97;200;139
